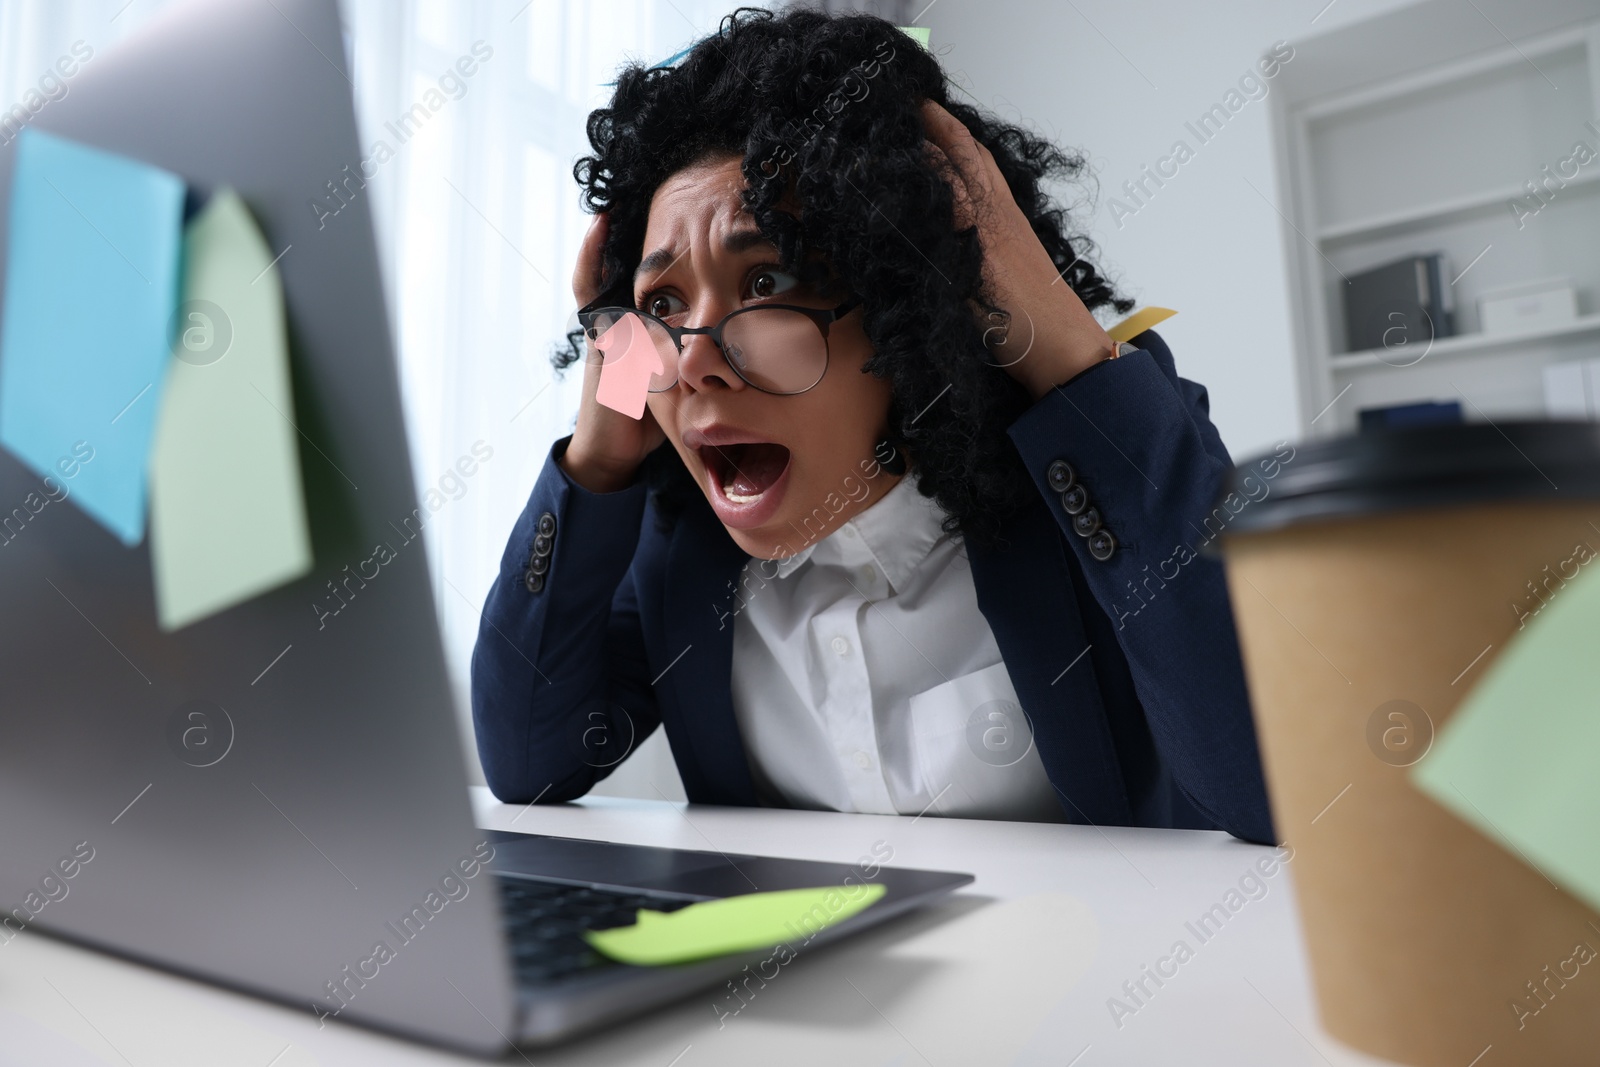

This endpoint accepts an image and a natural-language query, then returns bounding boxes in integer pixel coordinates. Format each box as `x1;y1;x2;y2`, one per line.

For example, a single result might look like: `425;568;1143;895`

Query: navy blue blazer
471;331;1276;844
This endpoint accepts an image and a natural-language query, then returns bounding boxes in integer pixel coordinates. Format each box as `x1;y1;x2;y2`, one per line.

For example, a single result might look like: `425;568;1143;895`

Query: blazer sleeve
469;434;662;804
1005;329;1277;844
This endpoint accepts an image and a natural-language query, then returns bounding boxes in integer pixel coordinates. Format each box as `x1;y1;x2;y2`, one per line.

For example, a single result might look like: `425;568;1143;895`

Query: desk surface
0;789;1396;1067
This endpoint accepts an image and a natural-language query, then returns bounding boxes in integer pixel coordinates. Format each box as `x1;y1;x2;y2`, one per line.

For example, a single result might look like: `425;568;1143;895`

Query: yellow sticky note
1108;306;1177;343
148;189;312;630
585;883;887;966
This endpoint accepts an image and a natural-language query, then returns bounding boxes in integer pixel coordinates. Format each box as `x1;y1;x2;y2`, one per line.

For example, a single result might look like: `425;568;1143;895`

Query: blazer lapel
966;492;1134;826
659;496;758;806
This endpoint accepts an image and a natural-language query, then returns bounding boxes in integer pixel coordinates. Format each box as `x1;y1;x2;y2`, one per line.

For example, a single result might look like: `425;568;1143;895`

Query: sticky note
1412;563;1600;913
1107;306;1177;343
897;26;932;49
0;128;184;545
147;189;312;630
584;883;887;966
593;313;664;420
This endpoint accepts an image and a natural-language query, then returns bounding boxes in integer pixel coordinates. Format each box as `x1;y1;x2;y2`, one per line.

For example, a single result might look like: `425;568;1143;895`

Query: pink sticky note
594;314;665;419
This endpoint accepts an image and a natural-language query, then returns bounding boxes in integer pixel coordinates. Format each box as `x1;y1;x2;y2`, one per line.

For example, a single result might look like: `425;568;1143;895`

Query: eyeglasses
577;295;862;396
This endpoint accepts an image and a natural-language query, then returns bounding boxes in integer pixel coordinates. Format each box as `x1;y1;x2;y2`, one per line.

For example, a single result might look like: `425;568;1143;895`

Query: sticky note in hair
898;26;931;49
584;883;887;966
593;313;664;420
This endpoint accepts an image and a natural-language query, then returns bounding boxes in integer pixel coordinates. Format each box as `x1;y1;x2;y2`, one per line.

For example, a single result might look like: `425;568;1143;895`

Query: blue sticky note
0;128;185;545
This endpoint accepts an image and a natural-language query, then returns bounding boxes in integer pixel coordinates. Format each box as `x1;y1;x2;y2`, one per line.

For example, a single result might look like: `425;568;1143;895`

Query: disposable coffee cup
1216;421;1600;1067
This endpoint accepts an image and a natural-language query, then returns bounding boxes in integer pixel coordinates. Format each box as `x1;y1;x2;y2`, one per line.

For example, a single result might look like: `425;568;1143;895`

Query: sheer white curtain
0;0;773;798
340;0;770;798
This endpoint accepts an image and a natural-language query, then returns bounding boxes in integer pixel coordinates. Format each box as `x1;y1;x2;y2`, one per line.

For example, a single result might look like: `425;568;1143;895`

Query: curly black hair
557;6;1132;548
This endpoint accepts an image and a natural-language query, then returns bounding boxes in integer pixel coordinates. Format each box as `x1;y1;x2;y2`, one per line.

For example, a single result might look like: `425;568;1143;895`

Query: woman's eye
643;293;685;319
748;268;799;300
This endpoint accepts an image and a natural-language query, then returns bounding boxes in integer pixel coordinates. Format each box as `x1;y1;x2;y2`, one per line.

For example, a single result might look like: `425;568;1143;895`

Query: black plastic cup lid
1217;420;1600;537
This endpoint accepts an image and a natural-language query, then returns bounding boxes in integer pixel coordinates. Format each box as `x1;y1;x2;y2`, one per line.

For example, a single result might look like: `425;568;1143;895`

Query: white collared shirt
729;473;1068;822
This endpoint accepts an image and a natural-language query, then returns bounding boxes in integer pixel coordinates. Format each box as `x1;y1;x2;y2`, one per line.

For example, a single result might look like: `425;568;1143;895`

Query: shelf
1329;313;1600;371
1317;170;1600;245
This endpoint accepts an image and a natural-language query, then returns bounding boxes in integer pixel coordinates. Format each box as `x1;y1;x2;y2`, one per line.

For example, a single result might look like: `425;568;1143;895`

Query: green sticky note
147;189;312;630
1413;562;1600;912
897;26;931;49
584;883;887;966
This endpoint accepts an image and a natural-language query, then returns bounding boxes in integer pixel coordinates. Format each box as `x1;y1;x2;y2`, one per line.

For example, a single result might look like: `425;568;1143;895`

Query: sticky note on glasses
584;883;887;966
593;313;664;420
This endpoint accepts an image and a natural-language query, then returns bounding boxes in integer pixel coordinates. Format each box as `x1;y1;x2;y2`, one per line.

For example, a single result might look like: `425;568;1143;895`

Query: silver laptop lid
0;0;515;1051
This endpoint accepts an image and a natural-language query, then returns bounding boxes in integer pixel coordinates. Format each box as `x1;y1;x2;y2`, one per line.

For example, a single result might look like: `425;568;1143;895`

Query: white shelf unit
1268;0;1600;437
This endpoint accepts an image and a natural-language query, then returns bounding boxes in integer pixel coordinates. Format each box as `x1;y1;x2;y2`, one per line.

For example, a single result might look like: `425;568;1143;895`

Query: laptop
0;0;972;1053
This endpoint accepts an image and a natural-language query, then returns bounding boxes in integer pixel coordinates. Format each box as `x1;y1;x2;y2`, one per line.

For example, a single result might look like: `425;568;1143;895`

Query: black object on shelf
1342;254;1456;353
1357;400;1463;431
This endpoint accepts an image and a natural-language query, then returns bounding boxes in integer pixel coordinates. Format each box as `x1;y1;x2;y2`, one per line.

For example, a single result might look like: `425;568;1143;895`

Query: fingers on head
923;139;977;225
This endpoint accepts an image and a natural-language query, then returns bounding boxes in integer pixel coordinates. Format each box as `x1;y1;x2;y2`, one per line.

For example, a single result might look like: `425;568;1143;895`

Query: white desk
0;789;1397;1066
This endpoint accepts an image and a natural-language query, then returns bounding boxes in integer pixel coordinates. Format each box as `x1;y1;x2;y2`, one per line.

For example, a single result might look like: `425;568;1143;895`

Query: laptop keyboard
496;876;698;985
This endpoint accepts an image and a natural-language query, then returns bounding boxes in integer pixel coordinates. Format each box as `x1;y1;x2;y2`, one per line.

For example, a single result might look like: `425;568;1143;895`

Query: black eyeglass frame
576;295;863;396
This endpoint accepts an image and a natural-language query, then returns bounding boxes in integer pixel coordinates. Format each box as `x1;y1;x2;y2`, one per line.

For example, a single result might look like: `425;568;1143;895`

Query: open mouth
701;441;792;504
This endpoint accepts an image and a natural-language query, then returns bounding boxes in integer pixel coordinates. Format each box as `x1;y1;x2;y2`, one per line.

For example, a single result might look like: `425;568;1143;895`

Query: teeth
724;486;763;504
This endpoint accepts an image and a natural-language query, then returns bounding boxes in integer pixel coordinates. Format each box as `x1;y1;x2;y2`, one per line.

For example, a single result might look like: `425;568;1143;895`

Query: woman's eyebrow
633;228;774;285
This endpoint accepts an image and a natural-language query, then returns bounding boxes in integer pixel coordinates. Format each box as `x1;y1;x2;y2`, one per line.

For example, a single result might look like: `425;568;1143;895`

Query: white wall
922;0;1425;459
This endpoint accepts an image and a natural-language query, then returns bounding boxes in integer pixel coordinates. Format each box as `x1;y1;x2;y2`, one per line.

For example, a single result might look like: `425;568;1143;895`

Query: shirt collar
768;474;947;592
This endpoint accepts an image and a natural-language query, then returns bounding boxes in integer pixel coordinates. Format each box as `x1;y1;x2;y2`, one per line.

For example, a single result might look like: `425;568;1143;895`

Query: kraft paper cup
1217;422;1600;1067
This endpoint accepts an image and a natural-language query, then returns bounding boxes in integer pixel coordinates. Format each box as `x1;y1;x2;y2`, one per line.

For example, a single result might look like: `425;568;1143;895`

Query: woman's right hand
559;211;668;493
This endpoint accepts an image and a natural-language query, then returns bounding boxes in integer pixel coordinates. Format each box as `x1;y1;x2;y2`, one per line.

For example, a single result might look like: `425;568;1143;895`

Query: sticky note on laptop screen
0;128;184;545
584;883;886;966
148;188;312;630
1412;561;1600;913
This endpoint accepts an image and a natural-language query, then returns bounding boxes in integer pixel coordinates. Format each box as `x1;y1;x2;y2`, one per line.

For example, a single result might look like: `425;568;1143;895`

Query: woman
471;8;1275;843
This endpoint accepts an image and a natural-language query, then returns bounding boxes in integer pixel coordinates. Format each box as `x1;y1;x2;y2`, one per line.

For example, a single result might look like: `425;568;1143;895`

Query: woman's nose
675;307;745;392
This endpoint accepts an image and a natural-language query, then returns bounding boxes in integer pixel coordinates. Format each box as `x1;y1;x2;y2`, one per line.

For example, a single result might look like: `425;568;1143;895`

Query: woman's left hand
920;99;1113;400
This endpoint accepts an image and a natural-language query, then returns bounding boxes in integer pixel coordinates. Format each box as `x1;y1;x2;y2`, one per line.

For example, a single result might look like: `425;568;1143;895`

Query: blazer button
1046;459;1076;493
1087;528;1117;561
533;533;552;555
1072;506;1102;537
524;570;545;593
1059;484;1088;516
537;512;557;537
528;554;549;575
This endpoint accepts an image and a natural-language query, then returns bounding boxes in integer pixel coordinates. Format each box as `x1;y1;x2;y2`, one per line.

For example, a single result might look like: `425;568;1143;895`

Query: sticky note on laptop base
584;883;886;966
0;128;184;545
1412;562;1600;913
148;189;312;630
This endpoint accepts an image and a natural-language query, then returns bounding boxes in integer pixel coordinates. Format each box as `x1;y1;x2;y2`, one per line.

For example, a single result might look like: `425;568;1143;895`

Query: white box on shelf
1481;279;1578;336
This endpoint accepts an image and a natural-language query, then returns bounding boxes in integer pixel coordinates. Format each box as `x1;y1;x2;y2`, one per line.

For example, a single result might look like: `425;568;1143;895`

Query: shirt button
853;750;872;770
858;565;875;586
831;636;851;656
